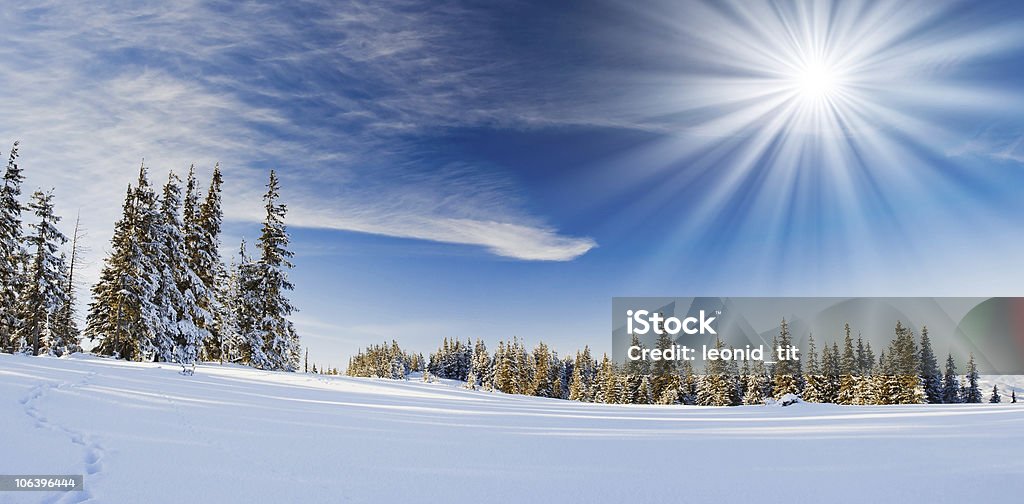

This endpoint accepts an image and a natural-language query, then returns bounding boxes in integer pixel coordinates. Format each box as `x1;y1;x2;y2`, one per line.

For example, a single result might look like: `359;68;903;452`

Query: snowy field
2;353;1023;503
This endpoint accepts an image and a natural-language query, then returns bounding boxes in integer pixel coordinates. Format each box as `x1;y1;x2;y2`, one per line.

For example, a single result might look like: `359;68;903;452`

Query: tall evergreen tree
918;326;942;404
698;338;733;406
650;332;677;400
772;319;799;398
802;334;824;403
153;172;208;364
528;342;552;397
16;190;70;355
940;353;961;403
87;167;161;361
250;170;299;371
963;353;982;403
194;164;225;361
837;323;858;404
0;142;26;352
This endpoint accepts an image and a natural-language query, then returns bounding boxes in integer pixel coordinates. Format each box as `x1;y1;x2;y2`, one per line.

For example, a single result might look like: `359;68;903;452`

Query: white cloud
0;0;596;280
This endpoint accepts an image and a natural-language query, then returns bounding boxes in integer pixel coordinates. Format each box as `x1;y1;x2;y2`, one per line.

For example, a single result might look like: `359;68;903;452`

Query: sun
790;59;839;101
791;59;842;101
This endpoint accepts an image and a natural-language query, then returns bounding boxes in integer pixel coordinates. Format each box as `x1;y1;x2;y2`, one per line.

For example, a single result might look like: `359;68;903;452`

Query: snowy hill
2;353;1023;503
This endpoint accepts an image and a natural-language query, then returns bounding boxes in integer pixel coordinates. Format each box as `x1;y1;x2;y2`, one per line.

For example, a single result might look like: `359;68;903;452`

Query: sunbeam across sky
3;0;1024;362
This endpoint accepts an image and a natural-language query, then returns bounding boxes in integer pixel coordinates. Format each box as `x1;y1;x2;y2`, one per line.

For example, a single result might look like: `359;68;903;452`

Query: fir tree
837;323;858;405
194;164;225;361
989;384;1001;404
698;338;733;406
531;342;553;397
250;170;299;371
918;326;942;404
941;353;961;404
963;353;982;403
152;172;207;364
802;334;824;403
772;319;799;398
87;167;161;361
742;359;769;405
16;190;70;355
0;142;26;352
467;338;491;390
650;332;678;401
597;354;618;404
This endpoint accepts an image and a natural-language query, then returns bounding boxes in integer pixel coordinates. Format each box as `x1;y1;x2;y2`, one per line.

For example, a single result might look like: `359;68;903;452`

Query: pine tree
679;360;697;405
467;338;491;390
918;326;942;404
698;338;733;406
941;353;960;404
821;342;840;403
194;164;225;361
742;359;768;405
651;332;678;401
802;334;824;403
963;353;982;403
530;342;553;397
15;190;70;355
231;240;260;364
249;170;299;371
0;142;26;353
569;347;594;402
48;253;81;355
152;172;207;364
837;323;858;404
596;354;618;404
772;319;799;398
989;384;1001;404
87;167;161;361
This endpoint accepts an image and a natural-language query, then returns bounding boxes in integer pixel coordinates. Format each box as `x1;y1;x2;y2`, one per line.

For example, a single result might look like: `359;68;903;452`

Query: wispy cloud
0;0;597;276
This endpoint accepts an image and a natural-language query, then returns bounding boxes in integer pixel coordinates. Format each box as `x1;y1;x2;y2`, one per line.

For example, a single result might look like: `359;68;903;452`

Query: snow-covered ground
2;353;1023;503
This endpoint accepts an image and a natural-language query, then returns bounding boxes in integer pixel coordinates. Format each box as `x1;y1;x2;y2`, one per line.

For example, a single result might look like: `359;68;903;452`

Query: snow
2;353;1024;503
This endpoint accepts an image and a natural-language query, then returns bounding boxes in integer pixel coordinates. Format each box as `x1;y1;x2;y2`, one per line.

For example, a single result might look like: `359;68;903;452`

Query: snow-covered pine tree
989;384;1001;403
821;342;840;403
569;347;594;401
195;165;225;361
468;338;491;390
87;167;162;361
597;354;618;404
679;359;697;405
651;332;678;401
837;323;858;405
155;172;208;364
887;321;923;404
250;170;299;371
48;252;81;356
742;359;768;405
941;353;960;403
772;319;799;398
963;353;981;403
15;190;69;355
918;326;942;404
698;338;733;406
0;142;26;353
531;342;553;397
230;239;262;364
802;334;823;403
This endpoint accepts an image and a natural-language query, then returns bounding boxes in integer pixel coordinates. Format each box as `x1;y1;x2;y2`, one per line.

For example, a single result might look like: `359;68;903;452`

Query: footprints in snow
19;372;106;502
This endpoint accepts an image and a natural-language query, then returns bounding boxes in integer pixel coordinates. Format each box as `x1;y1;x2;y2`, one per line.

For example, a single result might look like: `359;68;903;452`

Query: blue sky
3;0;1024;367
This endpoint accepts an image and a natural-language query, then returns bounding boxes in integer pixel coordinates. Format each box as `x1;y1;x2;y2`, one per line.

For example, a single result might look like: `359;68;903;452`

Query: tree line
0;141;301;371
346;319;1013;406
